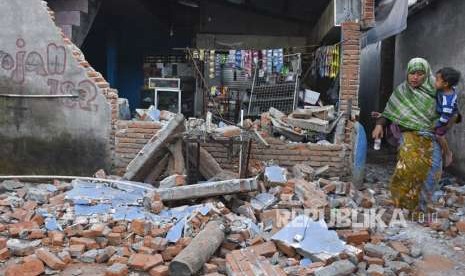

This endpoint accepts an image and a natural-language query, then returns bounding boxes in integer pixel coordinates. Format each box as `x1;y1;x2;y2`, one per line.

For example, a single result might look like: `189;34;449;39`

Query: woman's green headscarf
382;58;438;131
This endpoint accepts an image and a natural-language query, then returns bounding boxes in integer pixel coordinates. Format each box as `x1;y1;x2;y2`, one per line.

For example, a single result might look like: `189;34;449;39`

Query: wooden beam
168;139;186;175
143;154;170;185
157;177;258;201
123;114;185;181
169;220;225;275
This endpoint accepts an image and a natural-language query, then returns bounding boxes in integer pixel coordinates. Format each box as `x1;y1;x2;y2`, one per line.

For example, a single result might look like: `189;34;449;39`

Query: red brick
138;246;154;254
0;248;10;260
35;248;66;270
108;232;122;245
203;263;218;273
161;245;182;261
150;237;168;251
108;255;129;265
5;258;45;276
340;230;370;245
388;241;409;254
64;224;83;237
363;256;384;266
28;229;46;239
8;221;38;236
112;225;126;233
50;231;65;246
82;223;105;238
69;244;86;258
249;241;277;257
58;251;72;264
149;265;169;276
275;241;296;257
131;219;149;236
456;220;465;233
70;237;99;249
0;237;7;249
128;253;163;271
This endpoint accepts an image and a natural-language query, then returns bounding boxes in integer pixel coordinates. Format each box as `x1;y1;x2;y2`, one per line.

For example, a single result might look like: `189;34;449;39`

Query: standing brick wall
339;22;361;114
202;136;350;178
114;121;162;176
361;0;376;29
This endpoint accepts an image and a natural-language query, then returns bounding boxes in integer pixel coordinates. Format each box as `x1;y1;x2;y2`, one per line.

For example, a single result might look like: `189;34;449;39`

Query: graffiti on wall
0;38;98;112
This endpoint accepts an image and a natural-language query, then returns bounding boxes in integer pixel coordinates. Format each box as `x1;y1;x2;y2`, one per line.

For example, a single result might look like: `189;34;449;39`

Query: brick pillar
361;0;375;29
339;22;361;115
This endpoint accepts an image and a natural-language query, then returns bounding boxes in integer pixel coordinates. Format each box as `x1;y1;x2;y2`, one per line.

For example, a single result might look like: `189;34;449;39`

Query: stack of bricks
202;135;350;178
361;0;376;29
339;22;361;115
114;121;162;176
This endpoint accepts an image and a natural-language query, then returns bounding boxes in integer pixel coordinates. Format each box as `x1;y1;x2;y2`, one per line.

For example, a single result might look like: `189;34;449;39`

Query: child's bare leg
437;135;453;167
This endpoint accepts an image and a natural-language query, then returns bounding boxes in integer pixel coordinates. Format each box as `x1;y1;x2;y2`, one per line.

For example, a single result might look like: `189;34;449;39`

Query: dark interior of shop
81;0;337;120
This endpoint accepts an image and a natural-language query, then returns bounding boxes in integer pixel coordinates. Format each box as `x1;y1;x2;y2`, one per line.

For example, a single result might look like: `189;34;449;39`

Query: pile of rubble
0;161;463;276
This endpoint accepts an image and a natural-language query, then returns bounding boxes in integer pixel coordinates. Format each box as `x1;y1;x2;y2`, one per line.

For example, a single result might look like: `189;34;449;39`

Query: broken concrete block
272;216;345;261
264;166;287;186
367;264;384;276
26;188;51;204
292;164;315;181
96;246;117;263
294;179;328;209
69;244;86;258
385;261;411;274
105;263;129;276
260;209;291;234
150;237;168;251
159;174;186;189
7;239;41;256
58;250;72;264
364;243;399;261
0;180;24;192
388;241;409;255
225;248;286;276
81;249;98;263
314;259;356;276
250;193;277;211
213;125;241;137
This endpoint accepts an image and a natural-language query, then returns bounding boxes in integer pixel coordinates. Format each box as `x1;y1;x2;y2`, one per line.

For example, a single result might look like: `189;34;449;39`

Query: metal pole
247;66;258;116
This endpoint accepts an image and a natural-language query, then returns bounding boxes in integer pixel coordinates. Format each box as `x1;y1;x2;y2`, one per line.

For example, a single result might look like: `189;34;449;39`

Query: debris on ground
0;161;464;276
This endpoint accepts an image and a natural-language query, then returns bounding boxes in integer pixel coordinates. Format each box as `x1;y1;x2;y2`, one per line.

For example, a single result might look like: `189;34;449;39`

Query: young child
434;67;461;167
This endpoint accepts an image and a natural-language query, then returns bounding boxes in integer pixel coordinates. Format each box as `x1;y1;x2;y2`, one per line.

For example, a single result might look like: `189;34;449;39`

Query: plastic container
374;138;382;150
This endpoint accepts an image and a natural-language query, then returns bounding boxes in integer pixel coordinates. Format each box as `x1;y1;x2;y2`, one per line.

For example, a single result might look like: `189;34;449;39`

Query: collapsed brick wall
202;137;350;178
114;121;162;176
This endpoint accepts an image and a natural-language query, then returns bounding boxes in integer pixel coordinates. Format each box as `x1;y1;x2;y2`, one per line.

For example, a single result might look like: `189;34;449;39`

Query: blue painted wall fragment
352;122;367;186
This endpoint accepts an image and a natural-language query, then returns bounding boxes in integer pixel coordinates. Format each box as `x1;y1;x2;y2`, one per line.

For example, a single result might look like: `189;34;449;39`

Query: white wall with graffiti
0;0;112;175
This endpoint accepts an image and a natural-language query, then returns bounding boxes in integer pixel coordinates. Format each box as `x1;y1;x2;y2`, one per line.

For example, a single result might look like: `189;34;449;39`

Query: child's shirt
435;88;459;135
